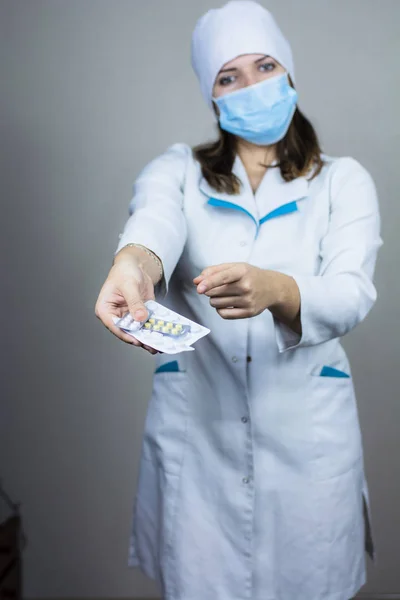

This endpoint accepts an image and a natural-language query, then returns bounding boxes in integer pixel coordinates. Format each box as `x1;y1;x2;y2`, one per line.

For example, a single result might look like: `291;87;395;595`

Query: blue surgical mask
212;72;298;146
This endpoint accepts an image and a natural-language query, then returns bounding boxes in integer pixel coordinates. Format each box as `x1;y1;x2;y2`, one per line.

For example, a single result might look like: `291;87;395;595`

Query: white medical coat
116;143;382;600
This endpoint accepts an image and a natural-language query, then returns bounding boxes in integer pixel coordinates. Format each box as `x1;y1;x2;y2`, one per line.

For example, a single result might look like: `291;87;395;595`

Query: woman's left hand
193;262;282;319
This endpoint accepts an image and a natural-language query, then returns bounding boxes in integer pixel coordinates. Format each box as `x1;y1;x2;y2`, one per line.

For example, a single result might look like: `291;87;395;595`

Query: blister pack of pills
114;300;210;354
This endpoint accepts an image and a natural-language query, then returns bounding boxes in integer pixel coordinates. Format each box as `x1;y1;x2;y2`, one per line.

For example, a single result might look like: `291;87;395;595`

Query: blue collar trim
259;201;298;224
207;198;259;229
207;197;300;232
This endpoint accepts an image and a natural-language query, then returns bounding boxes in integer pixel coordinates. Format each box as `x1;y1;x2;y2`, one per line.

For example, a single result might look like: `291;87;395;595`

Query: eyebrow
218;55;271;74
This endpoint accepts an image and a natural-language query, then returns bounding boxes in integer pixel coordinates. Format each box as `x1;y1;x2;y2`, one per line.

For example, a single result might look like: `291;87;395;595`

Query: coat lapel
199;154;259;229
199;154;310;235
255;164;310;224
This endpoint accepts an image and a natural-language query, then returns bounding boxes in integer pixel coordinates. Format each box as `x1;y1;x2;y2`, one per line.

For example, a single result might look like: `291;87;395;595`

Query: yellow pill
171;328;181;335
144;323;152;330
174;324;183;331
165;322;173;329
162;326;170;333
153;325;161;331
148;318;156;324
157;320;165;326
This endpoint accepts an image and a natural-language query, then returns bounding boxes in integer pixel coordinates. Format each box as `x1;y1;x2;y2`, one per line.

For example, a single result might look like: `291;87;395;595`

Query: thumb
124;289;148;322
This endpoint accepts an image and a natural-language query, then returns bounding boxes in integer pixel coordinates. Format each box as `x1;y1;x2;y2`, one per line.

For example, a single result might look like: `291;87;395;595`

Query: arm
116;143;189;297
95;143;189;348
269;273;302;334
274;157;383;352
193;157;381;340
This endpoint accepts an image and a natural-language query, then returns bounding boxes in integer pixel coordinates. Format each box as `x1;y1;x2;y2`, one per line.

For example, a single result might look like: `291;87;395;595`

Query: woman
95;2;382;599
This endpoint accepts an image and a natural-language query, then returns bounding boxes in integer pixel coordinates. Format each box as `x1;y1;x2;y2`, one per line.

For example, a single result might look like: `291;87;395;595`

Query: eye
259;61;276;72
218;75;236;86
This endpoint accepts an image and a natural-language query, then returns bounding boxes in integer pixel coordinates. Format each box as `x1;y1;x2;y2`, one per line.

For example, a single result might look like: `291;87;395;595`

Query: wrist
114;244;163;287
266;270;302;334
264;270;287;309
114;244;141;264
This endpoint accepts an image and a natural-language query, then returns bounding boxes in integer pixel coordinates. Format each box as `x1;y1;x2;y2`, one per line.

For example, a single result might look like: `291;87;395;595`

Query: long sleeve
275;157;383;352
116;143;190;297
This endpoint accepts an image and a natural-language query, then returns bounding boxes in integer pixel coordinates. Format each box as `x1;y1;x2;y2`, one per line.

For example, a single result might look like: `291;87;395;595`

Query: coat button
241;417;248;423
246;356;252;363
232;356;238;363
242;477;250;484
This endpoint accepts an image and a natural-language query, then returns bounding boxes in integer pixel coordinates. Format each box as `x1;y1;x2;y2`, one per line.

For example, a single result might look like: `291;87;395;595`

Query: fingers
95;293;146;346
95;264;159;352
97;311;159;352
143;344;159;355
98;312;140;345
217;307;249;320
124;291;149;322
205;282;242;298
193;263;241;287
98;316;159;353
209;295;247;309
193;263;237;281
116;269;152;321
196;265;242;294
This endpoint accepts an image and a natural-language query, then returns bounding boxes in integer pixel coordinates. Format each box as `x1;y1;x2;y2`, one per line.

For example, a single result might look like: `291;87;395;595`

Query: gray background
1;0;398;598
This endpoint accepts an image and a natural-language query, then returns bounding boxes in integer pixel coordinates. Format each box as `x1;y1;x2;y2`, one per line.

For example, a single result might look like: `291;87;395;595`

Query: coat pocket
154;353;187;374
155;360;181;374
308;361;361;479
142;367;189;475
311;364;351;378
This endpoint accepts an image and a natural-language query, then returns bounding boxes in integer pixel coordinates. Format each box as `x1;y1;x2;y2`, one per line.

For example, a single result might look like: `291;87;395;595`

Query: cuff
274;316;303;353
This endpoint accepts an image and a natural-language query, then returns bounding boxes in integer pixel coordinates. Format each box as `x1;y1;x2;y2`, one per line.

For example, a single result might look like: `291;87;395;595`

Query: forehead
219;53;268;71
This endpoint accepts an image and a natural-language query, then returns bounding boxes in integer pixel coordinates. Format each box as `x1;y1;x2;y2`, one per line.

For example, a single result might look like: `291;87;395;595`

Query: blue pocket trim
320;366;350;378
259;201;298;225
155;360;180;374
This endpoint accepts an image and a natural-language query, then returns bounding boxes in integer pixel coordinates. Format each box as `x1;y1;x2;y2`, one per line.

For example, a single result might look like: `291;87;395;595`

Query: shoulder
317;154;377;195
160;142;193;160
141;143;192;171
136;143;193;186
312;155;379;221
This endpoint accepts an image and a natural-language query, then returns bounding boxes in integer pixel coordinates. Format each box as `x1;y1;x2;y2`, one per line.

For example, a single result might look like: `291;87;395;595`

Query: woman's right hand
95;252;159;354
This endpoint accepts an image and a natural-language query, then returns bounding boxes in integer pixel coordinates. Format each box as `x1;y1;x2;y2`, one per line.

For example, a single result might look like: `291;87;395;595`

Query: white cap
191;1;295;108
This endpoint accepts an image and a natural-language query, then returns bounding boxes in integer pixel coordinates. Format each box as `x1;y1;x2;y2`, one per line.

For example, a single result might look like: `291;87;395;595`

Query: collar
199;154;310;228
199;154;259;223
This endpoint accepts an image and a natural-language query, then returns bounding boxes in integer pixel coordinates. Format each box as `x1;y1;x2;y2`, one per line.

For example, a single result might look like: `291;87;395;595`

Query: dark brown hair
193;103;324;195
